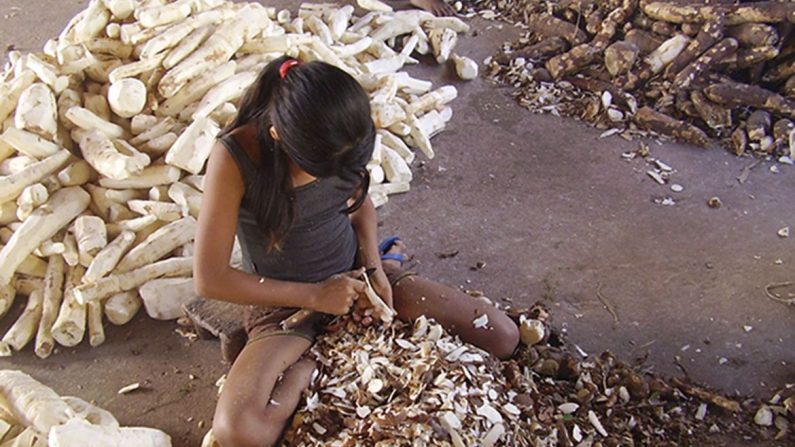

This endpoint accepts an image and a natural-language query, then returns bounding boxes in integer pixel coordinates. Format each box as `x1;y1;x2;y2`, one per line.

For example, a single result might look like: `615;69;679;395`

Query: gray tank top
220;135;358;283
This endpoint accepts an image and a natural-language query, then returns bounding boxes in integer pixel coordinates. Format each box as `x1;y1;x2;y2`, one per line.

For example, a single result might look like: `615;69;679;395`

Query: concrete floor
1;1;793;446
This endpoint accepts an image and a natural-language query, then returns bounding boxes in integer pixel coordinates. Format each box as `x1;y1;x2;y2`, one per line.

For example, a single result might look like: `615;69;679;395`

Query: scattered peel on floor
282;303;779;446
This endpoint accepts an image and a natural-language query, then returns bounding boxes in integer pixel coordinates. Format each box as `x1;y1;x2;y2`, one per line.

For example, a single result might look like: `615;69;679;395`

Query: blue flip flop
379;236;405;265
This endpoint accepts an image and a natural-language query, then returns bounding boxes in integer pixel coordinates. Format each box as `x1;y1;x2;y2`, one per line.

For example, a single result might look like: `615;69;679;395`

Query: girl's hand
354;268;393;325
313;268;366;315
370;268;393;315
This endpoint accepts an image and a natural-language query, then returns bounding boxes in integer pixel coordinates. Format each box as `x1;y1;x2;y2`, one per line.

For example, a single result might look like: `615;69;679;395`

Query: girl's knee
213;410;282;447
212;414;244;447
488;314;520;360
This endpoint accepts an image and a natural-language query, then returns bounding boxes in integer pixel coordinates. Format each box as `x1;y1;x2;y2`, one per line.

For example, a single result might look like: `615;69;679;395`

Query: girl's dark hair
220;56;375;249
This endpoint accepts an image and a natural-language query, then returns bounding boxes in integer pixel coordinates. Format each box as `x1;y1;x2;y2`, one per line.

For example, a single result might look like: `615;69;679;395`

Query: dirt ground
0;1;793;446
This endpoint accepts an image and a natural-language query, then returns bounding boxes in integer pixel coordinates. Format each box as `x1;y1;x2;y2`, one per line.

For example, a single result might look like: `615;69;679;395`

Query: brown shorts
243;306;334;344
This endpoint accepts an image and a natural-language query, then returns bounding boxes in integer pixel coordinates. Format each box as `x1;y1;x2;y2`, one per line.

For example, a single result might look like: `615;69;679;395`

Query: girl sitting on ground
193;56;519;447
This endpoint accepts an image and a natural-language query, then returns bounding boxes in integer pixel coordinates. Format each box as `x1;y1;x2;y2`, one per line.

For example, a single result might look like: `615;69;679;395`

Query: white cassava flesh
0;155;36;176
130;117;176;146
0;370;171;445
158;6;270;98
25;54;70;94
0;70;37;124
0;370;72;435
12;251;49;278
357;0;393;13
409;115;434;159
107;52;166;85
0;187;90;286
139;277;195;320
381;146;413;183
83;230;134;284
115;217;196;273
139;10;231;60
0;149;71;205
129;114;160;135
78;130;149;180
87;300;104;347
61;233;79;267
36;240;65;257
61;395;119;428
108;78;146;118
104;290;141;325
65;106;125;139
15;83;58;139
73;215;107;266
163;25;214;69
49;418;172;447
34;255;65;359
165;117;219;175
429;27;458;64
74;257;193;304
136;0;193;29
0;284;14;320
158;61;236;116
417;109;448;138
105;216;156;237
2;289;44;352
51;265;87;347
451;54;478;80
0;128;61;159
103;0;135;20
168;182;202;218
16;183;49;221
646;34;690;74
98;165;181;189
193;71;257;119
363;271;396;323
128;199;182;221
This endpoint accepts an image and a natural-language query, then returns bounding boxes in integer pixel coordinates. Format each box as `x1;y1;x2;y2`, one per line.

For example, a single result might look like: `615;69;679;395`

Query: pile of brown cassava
0;369;172;446
466;0;795;158
273;304;789;446
0;0;477;358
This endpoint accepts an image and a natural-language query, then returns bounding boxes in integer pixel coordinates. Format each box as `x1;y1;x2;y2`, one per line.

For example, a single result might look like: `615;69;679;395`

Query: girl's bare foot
409;0;455;16
381;239;407;275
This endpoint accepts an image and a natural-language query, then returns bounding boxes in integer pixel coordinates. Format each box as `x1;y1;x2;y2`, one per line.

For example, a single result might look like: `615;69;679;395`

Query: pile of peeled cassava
0;0;477;358
0;369;172;446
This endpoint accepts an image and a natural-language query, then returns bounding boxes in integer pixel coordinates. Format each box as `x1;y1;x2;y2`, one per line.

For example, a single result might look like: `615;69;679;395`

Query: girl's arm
349;195;393;308
193;143;362;314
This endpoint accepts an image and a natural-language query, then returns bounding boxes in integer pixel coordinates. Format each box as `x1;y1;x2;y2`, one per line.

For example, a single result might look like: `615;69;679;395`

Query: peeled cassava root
0;0;470;357
0;369;171;446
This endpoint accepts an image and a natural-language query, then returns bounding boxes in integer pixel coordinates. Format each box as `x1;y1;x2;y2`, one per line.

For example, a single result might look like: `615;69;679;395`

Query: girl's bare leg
386;241;520;359
213;335;315;447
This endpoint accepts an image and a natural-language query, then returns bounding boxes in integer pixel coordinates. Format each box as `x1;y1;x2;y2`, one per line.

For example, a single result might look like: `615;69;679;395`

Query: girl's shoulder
224;124;261;167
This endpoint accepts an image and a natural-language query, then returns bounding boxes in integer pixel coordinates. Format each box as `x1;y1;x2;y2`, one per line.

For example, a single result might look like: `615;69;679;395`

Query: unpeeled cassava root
475;0;795;155
0;0;470;356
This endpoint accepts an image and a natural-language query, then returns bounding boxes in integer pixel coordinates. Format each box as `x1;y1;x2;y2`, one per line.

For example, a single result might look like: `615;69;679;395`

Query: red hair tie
279;59;301;79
